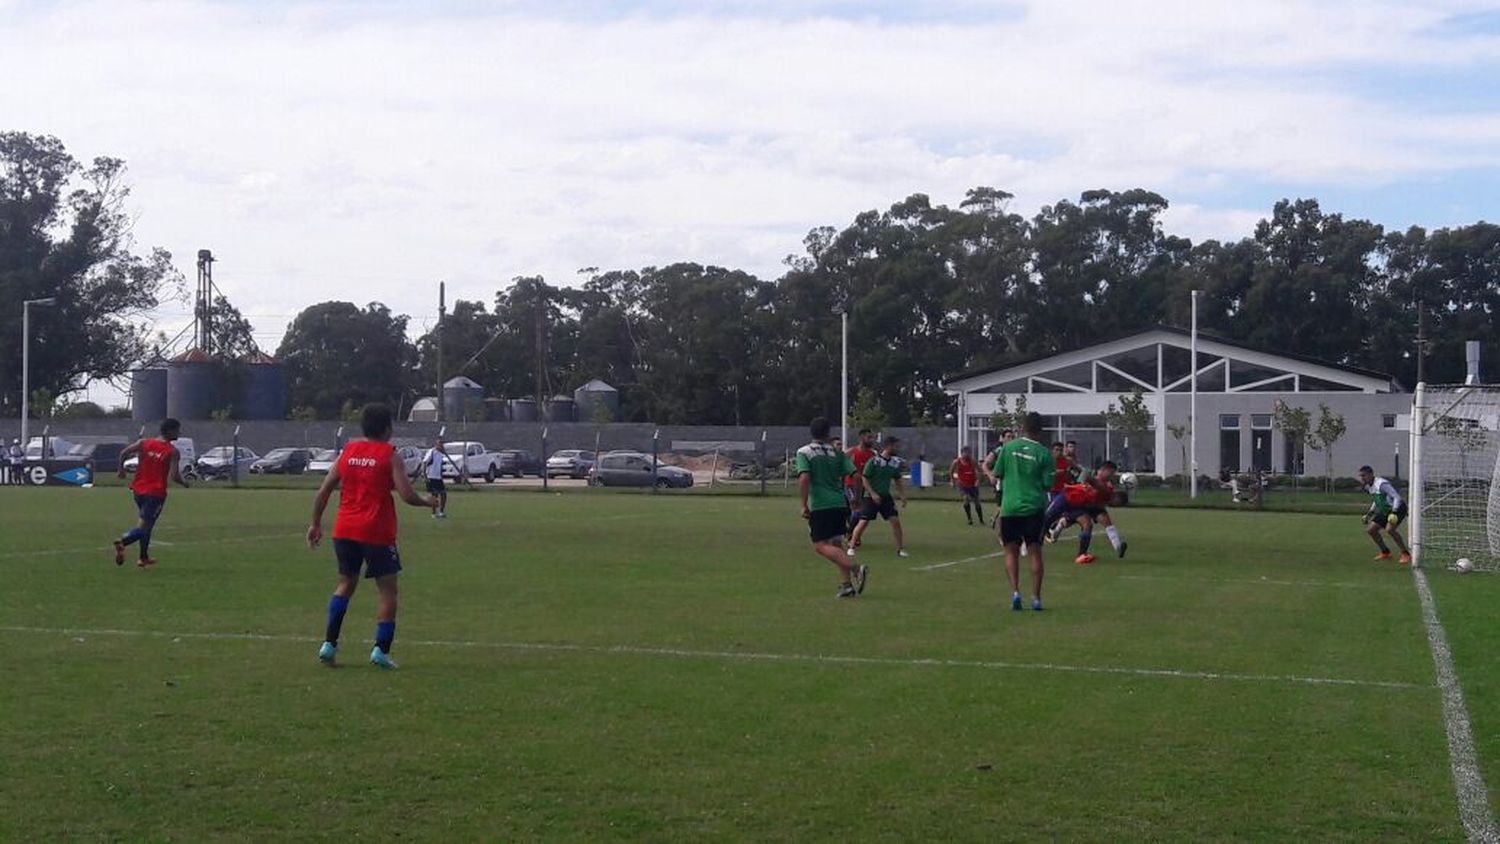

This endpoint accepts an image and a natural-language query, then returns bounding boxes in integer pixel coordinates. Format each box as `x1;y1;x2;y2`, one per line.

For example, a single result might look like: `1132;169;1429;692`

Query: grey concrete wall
0;419;963;465
1160;392;1412;478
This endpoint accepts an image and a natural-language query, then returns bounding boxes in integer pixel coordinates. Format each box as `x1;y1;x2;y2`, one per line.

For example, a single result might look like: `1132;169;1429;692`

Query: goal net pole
1411;381;1500;572
1410;382;1425;568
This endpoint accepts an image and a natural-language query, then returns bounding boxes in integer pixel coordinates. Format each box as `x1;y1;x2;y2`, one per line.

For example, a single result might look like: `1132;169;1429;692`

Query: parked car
496;449;543;478
591;451;694;488
61;441;128;473
25;436;78;460
250;447;311;474
197;446;260;480
546;449;597;479
306;448;339;474
441;441;503;482
123;437;197;473
396;445;424;477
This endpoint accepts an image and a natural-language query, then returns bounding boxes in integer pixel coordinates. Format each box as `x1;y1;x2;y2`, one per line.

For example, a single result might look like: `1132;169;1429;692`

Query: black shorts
809;507;851;544
426;478;446;494
334;538;403;579
134;493;166;525
860;497;899;521
958;485;979;500
1376;503;1410;527
1000;513;1046;546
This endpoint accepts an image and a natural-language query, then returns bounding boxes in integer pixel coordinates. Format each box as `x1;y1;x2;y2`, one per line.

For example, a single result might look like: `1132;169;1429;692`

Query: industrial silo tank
130;369;169;422
508;398;538;423
544;395;576;423
483;398;510;422
442;376;485;422
166;352;220;420
573;379;620;423
235;355;287;420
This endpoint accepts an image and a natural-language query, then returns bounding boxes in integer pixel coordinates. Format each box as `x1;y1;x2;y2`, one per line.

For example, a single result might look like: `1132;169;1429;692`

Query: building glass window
1219;414;1241;473
1382;414;1397;429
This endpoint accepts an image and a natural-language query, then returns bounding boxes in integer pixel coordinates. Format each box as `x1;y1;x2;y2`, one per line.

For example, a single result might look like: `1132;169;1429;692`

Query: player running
308;404;439;670
1358;465;1411;564
950;446;983;525
112;418;190;568
797;417;868;599
848;436;908;557
994;414;1054;611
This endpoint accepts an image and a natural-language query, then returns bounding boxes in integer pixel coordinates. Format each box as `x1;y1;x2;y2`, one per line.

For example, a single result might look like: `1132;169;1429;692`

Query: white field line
0;532;305;560
0;625;1427;691
910;551;1004;571
1411;567;1499;843
1115;573;1393;590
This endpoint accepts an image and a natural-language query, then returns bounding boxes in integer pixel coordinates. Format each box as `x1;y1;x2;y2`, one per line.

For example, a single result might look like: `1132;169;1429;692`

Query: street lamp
20;297;57;450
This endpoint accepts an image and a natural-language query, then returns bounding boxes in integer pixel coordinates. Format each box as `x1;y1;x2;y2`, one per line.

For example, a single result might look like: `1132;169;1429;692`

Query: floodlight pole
1189;290;1199;499
20;297;57;449
841;309;849;447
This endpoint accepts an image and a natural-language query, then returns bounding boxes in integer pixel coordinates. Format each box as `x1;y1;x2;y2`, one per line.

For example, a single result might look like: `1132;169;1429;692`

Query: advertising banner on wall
0;460;95;487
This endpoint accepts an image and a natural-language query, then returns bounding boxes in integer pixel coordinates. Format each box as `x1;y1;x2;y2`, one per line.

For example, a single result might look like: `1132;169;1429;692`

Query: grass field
1;484;1495;840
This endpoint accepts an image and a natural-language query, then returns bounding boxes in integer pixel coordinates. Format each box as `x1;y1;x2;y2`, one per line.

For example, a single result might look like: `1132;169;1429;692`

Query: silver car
591;451;694;489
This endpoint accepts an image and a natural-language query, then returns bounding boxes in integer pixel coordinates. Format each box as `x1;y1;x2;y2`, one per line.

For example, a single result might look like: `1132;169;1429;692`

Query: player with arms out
950;446;983;526
112;418;190;568
797;417;868;599
308;404;438;669
995;413;1054;611
849;436;909;557
1358;465;1411;564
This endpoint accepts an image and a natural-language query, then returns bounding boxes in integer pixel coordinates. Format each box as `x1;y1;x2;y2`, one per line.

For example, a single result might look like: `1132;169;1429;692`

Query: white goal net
1410;384;1500;572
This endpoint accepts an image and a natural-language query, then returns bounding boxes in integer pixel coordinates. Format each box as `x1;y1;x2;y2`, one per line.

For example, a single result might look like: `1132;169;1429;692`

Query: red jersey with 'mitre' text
333;440;398;546
953;457;978;488
131;438;176;498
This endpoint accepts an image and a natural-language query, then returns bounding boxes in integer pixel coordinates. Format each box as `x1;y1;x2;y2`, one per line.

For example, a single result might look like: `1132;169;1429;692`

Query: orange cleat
1374;552;1393;561
136;557;157;569
113;540;125;566
1075;553;1097;566
1399;553;1412;565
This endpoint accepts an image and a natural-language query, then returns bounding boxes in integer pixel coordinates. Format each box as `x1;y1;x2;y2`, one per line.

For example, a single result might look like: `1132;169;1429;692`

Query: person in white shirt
421;438;460;519
1358;465;1411;564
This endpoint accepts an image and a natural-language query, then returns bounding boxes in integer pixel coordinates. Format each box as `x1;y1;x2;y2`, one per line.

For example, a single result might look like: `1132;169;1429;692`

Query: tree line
4;133;1496;424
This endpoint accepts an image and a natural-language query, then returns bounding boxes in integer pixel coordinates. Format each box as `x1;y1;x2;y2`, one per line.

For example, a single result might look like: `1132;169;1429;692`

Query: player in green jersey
848;437;909;558
995;413;1055;611
796;417;869;598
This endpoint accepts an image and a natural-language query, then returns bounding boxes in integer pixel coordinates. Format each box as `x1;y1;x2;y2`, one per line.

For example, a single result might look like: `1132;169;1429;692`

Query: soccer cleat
136;557;156;569
1374;551;1393;561
369;647;399;670
1075;553;1096;566
853;564;869;595
896;549;910;558
1032;598;1044;612
1399;553;1413;565
846;546;857;557
113;540;125;566
1118;542;1128;559
318;641;337;666
836;582;858;599
1011;593;1023;612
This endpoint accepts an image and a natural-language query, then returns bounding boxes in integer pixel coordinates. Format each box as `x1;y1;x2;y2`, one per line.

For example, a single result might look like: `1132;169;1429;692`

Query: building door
1219;414;1241;474
1250;414;1272;471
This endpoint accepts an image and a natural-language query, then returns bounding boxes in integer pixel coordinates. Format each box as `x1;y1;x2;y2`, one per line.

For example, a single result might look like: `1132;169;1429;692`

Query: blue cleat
318;641;337;666
1011;593;1023;612
369;647;399;670
1032;598;1044;612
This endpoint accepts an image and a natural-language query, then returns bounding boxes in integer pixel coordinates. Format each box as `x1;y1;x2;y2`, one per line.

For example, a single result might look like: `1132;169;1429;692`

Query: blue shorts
334;538;403;579
134;493;166;525
958;485;979;499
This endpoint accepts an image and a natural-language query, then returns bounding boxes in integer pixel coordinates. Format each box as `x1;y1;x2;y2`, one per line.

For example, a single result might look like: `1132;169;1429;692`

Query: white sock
1106;525;1122;552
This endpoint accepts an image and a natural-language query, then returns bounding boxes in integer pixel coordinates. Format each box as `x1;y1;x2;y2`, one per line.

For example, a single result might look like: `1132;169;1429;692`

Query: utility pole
535;284;547;413
1415;298;1427;385
436;281;446;422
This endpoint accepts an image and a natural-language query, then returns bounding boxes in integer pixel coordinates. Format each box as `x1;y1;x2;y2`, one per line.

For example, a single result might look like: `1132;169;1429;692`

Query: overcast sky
4;0;1500;405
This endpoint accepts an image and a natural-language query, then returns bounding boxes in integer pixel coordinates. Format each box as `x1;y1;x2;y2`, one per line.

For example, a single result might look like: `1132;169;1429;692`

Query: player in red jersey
844;429;878;542
307;404;437;670
1054;462;1127;565
113;418;190;568
949;446;983;525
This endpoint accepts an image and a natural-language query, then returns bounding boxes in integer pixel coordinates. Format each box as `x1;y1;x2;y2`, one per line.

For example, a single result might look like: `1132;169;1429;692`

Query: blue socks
121;526;152;559
325;595;350;644
1078;532;1092;555
375;620;396;654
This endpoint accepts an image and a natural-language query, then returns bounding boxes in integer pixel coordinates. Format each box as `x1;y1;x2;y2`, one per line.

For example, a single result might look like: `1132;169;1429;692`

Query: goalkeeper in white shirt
1358;465;1411;564
421;438;463;519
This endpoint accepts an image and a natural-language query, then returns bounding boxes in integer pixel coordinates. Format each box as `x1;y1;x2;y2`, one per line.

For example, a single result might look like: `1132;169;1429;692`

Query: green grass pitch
1;484;1496;840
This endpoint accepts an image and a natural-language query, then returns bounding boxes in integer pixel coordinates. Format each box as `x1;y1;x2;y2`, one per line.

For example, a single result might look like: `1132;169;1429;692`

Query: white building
945;326;1411;479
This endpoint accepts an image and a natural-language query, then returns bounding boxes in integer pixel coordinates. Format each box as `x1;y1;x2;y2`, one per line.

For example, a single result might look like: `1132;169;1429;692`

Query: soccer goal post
1410;382;1500;571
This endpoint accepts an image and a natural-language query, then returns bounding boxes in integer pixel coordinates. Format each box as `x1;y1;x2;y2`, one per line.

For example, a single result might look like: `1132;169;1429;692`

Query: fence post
709;446;719;488
759;430;768;496
651;428;660;493
541;427;549;491
232;425;241;487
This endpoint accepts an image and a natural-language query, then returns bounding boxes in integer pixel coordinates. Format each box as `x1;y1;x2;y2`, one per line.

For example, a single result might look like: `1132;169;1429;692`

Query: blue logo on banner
52;467;92;486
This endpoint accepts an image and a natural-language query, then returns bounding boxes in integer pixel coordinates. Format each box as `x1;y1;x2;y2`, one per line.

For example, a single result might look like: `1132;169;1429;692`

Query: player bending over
995;413;1054;611
849;436;909;557
308;404;438;669
1358;465;1411;564
113;418;190;568
1052;462;1128;564
950;446;983;525
798;417;869;599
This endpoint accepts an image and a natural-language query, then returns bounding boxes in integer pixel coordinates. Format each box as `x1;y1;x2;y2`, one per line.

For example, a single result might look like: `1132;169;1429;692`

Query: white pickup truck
440;441;503;483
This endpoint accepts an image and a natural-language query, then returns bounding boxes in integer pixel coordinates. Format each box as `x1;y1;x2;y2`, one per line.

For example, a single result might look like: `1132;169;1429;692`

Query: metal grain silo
573;379;620;423
166;350;219;420
130;369;169;422
544;394;576;423
508;397;538;422
235;353;287;420
483;398;510;422
442;376;485;422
